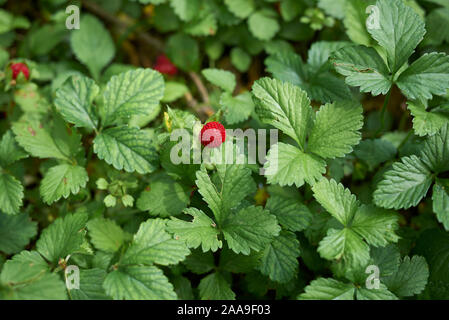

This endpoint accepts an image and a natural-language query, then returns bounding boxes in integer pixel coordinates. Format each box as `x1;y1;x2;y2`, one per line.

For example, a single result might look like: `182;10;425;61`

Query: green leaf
408;102;449;137
332;45;391;96
69;268;110;300
224;0;254;19
202;68;236;92
169;0;200;21
196;165;256;223
374;155;433;209
356;284;398;300
221;205;280;255
54;74;99;130
12;118;79;161
102;68;164;126
343;0;375;46
420;124;449;173
161;82;188;102
312;178;358;226
198;272;235;300
0;213;37;254
230;47;251;72
167;208;222;252
264;143;326;188
36;213;88;263
87;218;125;253
166;33;199;72
136;173;190;217
299;278;355;300
0;173;23;215
383;256;429;297
265;194;312;232
308;101;363;159
0;130;28;167
70;14;115;79
318;228;370;269
248;9;280;41
220;91;254;124
258;231;300;283
432;181;449;231
104;265;177;300
252;77;313;148
351;205;399;247
396;53;449;100
40;164;88;205
368;0;425;73
354;138;397;169
122;218;190;266
93;126;158;174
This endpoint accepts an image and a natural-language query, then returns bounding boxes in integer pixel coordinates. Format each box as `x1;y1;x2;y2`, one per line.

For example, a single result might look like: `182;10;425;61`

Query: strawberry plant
0;0;448;301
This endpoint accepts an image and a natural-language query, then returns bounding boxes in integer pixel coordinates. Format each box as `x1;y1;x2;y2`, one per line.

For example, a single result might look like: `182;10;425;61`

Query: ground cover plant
0;0;448;300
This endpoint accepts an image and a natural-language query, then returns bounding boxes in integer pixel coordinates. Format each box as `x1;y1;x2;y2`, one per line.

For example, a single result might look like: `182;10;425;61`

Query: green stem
397;130;413;150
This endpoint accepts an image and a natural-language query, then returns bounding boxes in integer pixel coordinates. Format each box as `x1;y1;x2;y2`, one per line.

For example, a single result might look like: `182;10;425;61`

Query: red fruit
153;55;178;75
200;121;226;148
10;62;30;80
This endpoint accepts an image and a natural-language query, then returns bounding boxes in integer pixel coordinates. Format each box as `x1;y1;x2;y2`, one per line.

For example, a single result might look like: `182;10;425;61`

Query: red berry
153;55;178;76
200;121;226;148
10;62;30;80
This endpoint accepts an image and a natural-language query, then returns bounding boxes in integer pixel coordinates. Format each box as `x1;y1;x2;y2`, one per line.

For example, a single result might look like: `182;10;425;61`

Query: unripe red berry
153;55;178;76
10;62;30;80
200;121;226;148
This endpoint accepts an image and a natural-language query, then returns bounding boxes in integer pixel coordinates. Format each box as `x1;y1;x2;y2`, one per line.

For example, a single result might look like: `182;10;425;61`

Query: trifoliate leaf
137;173;190;217
0;212;37;254
54;74;99;130
224;0;254;19
87;218;125;253
396;53;449;100
198;272;235;300
432;181;449;231
221;205;280;255
408;102;449;137
0;173;23;215
368;0;425;73
102;68;164;126
258;231;300;283
420;124;449;173
312;178;358;226
70;268;110;300
202;68;236;93
299;278;355;300
70;14;115;80
0;130;28;167
93;126;158;174
196;165;256;224
308;100;363;159
104;265;177;300
351;205;399;247
265;194;312;232
263;143;326;188
122;219;190;266
167;208;222;252
252;77;313;148
40;164;88;205
332;45;391;96
220;91;254;124
373;155;433;209
248;9;280;41
36;212;88;263
383;256;429;297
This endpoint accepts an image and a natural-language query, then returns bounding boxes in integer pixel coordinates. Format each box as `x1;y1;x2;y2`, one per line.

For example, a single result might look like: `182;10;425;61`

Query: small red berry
153;55;178;76
10;62;30;80
200;121;226;148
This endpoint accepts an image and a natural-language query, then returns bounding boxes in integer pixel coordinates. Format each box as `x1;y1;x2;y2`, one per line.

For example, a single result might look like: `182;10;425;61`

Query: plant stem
397;130;413;150
375;88;392;137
